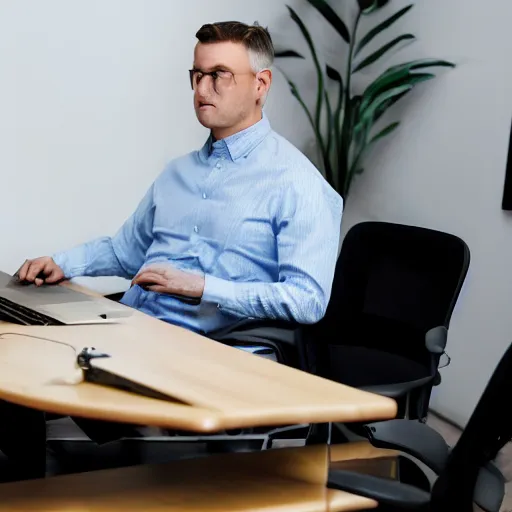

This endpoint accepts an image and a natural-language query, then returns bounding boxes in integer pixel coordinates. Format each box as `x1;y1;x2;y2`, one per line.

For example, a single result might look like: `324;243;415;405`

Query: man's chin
195;111;219;130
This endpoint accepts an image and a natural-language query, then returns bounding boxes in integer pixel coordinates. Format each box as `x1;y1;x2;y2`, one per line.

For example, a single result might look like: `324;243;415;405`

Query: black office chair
327;339;512;512
304;221;470;421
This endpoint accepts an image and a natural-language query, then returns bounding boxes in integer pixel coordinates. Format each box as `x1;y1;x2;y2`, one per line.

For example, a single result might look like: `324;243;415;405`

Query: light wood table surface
0;282;397;431
0;443;395;512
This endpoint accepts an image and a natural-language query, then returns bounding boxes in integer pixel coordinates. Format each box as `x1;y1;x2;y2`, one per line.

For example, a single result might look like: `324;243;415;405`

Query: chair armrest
365;420;505;511
327;469;430;509
364;419;449;474
209;318;299;344
209;319;307;369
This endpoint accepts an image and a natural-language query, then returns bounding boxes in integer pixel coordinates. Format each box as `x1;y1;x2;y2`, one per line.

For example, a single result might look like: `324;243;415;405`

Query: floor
0;414;509;509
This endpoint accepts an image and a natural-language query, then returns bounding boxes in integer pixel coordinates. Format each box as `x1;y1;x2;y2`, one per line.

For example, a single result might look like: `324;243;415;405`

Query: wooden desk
0;444;389;511
0;283;397;431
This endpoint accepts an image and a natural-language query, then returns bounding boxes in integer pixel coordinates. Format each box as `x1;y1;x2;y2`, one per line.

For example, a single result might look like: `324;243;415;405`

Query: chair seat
328;345;432;389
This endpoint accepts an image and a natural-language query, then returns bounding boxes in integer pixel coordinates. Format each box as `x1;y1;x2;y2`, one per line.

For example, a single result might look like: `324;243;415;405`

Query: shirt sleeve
52;184;156;280
201;173;343;324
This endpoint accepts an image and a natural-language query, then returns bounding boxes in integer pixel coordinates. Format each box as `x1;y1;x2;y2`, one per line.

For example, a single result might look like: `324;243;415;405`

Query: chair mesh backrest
314;222;470;366
431;341;512;510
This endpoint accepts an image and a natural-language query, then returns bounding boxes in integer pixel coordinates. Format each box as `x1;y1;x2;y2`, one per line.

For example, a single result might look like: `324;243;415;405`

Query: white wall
0;0;310;294
340;0;512;426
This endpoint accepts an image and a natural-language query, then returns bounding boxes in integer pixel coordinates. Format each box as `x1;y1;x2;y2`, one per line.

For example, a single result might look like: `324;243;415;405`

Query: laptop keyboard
0;296;62;326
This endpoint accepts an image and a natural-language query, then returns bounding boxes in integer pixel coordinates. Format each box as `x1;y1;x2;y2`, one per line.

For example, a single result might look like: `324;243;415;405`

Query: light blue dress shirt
53;115;343;334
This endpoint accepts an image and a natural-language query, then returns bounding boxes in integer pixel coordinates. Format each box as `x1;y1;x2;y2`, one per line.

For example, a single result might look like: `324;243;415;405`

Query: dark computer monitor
502;118;512;210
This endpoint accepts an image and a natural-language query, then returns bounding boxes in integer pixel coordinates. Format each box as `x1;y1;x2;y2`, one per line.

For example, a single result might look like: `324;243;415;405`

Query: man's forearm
202;275;326;324
53;237;133;280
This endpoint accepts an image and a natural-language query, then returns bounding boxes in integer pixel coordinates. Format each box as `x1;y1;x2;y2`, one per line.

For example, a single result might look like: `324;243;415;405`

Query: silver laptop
0;271;132;325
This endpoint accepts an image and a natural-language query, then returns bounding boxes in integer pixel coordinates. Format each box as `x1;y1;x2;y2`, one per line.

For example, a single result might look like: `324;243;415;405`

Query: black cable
0;332;78;354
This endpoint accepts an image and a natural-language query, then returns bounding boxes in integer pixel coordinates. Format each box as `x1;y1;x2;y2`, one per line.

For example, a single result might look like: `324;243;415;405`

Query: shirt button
194;226;199;233
217;304;221;309
202;193;207;199
216;163;222;169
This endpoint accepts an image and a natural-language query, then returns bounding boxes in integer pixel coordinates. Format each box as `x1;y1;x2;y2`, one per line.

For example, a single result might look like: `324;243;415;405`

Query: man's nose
196;75;214;96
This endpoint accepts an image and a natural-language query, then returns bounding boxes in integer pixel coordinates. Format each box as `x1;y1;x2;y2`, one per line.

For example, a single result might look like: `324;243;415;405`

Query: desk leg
306;423;332;446
0;400;46;480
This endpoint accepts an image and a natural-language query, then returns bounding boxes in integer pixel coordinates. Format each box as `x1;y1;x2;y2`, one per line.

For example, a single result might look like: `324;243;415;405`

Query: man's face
191;42;261;135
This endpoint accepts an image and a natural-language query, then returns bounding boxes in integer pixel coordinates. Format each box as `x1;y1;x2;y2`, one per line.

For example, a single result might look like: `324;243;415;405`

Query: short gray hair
195;21;274;72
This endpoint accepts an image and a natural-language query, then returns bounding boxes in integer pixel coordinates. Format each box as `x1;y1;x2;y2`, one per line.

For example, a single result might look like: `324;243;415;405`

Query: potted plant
275;0;455;201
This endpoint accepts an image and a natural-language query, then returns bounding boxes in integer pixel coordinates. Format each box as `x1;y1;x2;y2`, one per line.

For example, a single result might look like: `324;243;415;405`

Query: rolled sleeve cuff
202;274;237;311
52;252;79;279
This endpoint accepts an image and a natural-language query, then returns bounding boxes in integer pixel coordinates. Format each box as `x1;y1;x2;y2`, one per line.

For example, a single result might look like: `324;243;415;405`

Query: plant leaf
358;0;391;14
360;1;380;15
361;68;411;108
353;34;416;73
326;65;342;82
326;64;344;189
387;58;456;74
348;95;364;176
407;73;436;84
349;95;363;145
349;121;399;178
326;65;343;132
355;5;413;55
324;90;334;184
369;121;400;144
275;50;306;58
341;95;364;195
360;71;435;112
373;91;409;125
278;67;326;158
356;84;413;133
287;5;326;159
358;57;455;111
304;0;350;43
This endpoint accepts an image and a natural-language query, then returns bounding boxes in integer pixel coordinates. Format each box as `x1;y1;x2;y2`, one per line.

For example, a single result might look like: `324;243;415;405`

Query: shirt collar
201;113;271;162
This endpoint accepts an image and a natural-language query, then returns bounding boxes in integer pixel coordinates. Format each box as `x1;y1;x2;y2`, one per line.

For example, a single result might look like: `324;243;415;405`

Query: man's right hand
17;257;65;287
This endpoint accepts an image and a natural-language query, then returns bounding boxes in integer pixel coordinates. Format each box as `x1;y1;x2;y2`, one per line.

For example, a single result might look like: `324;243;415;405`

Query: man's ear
256;69;272;99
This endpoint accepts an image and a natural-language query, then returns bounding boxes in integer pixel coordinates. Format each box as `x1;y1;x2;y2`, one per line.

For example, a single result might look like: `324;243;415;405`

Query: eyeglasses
189;68;256;92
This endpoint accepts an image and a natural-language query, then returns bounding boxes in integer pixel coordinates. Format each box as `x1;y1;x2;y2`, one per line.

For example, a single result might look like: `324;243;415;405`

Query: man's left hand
132;264;205;298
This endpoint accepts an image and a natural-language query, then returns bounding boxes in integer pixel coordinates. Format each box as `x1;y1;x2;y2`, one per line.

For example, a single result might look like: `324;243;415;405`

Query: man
2;21;342;479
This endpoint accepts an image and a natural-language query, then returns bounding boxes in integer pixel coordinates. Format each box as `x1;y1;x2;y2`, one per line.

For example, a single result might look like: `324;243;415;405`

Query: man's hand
132;264;205;298
17;257;65;287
